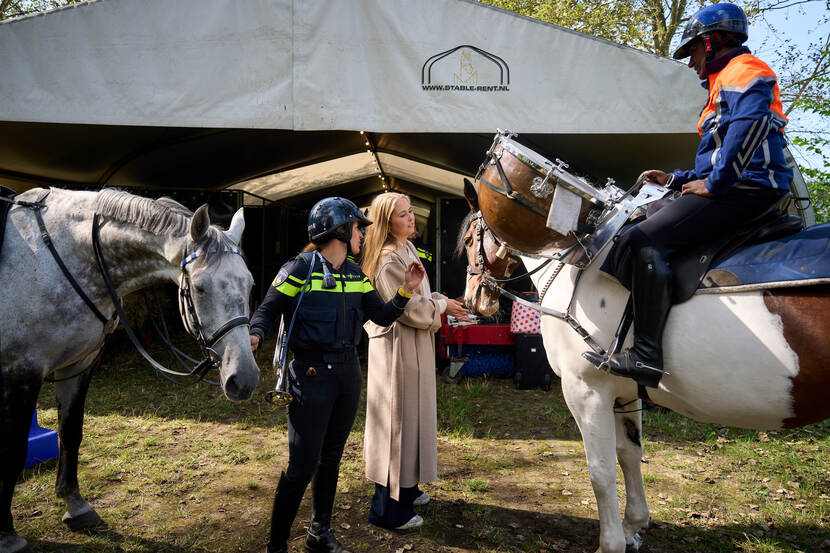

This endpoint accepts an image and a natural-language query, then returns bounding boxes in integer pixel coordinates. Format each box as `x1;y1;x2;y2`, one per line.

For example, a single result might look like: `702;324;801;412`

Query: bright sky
745;1;829;172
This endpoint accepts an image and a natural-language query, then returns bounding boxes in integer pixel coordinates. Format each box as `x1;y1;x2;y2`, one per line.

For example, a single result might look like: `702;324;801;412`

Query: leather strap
29;193;111;324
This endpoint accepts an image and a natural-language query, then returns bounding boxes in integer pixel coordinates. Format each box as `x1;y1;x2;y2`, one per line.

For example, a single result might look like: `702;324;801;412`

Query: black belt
293;348;356;364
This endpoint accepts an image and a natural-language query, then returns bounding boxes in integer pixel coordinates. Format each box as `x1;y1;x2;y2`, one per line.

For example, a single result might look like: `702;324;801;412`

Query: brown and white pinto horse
460;179;830;553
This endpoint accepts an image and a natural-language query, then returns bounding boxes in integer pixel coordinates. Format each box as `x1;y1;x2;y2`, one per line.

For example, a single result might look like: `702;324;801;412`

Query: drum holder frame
476;130;668;270
558;182;670;268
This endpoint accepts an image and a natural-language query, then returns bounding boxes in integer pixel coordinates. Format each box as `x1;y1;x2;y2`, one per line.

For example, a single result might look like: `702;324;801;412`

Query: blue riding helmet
307;197;372;243
673;3;748;59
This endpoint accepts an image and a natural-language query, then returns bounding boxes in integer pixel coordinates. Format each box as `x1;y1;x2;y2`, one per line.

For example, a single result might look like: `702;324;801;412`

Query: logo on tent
421;46;509;92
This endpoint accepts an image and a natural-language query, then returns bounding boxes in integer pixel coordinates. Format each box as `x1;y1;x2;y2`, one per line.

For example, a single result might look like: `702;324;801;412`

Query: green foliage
792;133;830;223
808;178;830;223
0;0;77;21
483;0;830;208
479;0;670;55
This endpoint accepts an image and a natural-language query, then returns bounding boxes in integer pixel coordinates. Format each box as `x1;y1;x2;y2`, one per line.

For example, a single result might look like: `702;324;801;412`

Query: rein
91;213;249;385
483;272;606;356
463;209;605;355
2;191;248;385
466;211;552;282
1;192;112;324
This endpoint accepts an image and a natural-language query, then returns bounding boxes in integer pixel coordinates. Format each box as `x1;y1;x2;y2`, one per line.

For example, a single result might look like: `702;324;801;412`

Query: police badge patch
272;269;289;287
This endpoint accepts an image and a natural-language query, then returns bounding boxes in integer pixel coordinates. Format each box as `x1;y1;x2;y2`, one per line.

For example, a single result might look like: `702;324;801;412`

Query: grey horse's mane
94;189;234;259
454;211;476;260
95;189;192;236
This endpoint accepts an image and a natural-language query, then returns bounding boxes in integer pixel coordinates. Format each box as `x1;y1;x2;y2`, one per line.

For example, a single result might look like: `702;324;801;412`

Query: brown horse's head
458;180;521;317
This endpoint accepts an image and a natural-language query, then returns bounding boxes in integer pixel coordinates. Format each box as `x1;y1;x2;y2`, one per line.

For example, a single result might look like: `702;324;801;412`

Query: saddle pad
701;222;830;290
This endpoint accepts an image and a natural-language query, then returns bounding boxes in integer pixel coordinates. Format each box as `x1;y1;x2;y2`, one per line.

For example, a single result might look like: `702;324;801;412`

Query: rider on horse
583;3;794;388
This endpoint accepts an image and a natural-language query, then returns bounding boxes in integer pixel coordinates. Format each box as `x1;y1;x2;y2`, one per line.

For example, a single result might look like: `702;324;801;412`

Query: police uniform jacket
670;46;793;195
250;251;410;357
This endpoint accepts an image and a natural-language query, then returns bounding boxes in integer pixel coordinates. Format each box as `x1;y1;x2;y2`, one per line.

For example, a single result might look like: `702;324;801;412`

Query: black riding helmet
307;197;372;244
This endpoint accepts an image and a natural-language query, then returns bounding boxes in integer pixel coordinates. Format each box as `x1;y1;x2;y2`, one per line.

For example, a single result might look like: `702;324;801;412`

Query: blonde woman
361;192;469;531
250;197;424;553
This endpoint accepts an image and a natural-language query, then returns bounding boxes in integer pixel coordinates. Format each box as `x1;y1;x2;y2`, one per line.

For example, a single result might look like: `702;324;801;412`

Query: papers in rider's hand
448;315;478;327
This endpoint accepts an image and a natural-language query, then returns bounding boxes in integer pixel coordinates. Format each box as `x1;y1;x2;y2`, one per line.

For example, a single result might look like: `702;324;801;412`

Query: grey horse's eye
194;285;206;295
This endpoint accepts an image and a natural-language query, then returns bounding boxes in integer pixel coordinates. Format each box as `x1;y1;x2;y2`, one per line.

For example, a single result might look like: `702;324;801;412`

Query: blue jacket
671;47;793;195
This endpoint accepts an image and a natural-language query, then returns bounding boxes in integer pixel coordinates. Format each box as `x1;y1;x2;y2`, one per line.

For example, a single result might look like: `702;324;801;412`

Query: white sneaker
413;491;430;506
394;514;423;531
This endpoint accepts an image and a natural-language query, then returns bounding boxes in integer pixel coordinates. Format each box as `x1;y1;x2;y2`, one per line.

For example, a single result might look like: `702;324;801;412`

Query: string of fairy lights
360;130;396;191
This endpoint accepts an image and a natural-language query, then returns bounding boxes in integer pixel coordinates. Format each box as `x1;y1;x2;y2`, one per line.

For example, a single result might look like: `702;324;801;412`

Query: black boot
305;464;352;553
584;247;672;388
267;472;307;553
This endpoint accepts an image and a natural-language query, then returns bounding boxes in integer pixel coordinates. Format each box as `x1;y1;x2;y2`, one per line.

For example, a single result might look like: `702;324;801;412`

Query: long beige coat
364;241;445;500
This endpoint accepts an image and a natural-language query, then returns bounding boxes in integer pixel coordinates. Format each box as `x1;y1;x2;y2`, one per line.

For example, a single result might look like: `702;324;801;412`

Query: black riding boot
306;464;352;553
584;247;672;388
266;472;307;553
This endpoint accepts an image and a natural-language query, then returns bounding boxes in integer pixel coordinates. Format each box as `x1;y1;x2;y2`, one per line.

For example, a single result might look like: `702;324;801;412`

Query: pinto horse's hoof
625;532;644;552
0;533;32;553
61;508;104;532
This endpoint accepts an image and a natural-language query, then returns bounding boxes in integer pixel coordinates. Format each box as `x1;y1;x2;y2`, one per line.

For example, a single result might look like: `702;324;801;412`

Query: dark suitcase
513;334;555;391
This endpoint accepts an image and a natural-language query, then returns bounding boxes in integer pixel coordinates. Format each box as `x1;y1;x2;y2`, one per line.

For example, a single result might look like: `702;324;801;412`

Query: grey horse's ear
190;204;211;242
226;208;245;245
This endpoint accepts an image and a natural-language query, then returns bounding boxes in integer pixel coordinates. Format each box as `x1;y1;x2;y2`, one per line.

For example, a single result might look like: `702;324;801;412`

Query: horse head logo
454;49;478;85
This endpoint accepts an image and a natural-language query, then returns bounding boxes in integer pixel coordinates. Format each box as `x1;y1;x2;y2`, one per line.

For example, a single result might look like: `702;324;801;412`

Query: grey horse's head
184;206;259;400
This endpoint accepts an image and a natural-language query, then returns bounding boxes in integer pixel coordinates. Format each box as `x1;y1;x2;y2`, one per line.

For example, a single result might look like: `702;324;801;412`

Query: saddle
604;195;805;304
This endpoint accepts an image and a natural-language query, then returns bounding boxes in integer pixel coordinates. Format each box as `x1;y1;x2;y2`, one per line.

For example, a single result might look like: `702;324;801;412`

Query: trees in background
483;0;829;221
0;0;76;20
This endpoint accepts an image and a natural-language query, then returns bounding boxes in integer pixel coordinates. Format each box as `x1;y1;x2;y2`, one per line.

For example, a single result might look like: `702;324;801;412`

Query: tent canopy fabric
0;0;703;200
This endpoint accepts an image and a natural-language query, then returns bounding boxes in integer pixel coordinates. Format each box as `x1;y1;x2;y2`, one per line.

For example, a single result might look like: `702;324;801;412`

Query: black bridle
91;213;250;385
1;191;250;384
464;210;606;356
465;211;550;282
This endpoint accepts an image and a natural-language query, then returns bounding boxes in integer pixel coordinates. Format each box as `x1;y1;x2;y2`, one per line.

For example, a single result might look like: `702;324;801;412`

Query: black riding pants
625;183;786;256
284;356;362;487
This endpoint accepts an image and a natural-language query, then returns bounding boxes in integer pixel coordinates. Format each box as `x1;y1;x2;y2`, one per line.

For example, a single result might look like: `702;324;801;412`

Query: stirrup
633;360;671;376
582;351;670;392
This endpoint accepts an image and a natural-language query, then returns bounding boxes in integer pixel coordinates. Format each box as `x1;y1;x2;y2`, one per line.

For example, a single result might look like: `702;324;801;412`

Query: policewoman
249;197;425;553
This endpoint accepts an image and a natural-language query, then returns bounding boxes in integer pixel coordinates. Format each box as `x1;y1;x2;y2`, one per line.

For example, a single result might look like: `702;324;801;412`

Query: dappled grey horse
0;188;260;553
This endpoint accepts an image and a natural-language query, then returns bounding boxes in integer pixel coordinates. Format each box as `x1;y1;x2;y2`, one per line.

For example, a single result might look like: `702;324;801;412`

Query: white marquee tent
0;0;704;205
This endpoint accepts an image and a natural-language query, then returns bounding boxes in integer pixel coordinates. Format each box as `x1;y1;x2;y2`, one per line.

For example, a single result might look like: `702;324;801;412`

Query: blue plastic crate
26;408;59;468
456;345;514;377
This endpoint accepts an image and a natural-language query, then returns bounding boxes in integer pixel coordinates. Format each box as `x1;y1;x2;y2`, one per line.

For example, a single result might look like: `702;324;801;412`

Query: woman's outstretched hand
403;261;426;294
445;298;471;321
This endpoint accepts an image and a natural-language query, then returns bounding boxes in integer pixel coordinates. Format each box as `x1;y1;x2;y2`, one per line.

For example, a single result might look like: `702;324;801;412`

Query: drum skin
477;144;593;254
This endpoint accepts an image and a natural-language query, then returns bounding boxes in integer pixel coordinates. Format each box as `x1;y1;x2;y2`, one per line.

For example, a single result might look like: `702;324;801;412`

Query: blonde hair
361;192;409;283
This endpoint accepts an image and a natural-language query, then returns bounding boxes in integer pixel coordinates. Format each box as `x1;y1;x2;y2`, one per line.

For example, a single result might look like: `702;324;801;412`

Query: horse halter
465;211;521;280
91;213;249;383
179;248;251;373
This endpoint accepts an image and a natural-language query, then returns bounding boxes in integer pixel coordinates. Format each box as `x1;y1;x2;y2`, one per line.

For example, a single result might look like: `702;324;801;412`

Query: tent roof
0;0;703;201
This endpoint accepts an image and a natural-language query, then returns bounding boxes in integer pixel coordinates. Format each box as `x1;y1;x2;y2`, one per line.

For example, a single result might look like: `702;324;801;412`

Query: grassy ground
13;331;830;553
